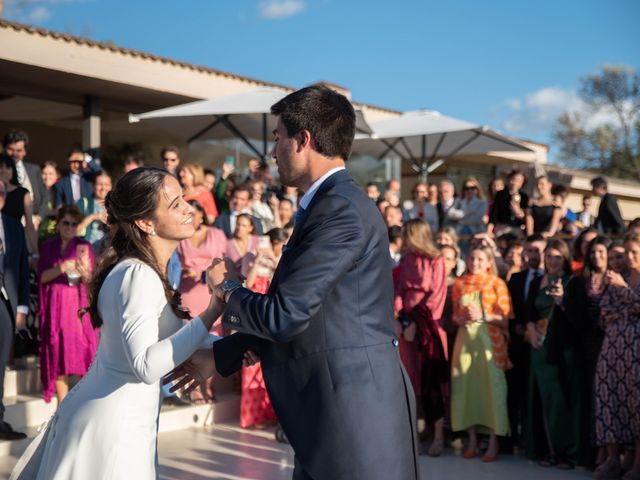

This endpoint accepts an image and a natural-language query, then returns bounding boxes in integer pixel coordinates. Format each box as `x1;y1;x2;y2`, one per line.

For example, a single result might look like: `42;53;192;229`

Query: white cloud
27;5;53;23
259;0;305;19
496;86;629;138
4;0;85;25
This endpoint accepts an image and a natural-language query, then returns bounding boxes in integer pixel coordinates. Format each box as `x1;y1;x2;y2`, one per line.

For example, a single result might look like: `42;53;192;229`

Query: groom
210;86;418;479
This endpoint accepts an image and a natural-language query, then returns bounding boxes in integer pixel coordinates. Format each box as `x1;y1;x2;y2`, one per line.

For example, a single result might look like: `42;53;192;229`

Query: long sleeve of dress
601;284;640;326
423;256;447;323
118;263;210;384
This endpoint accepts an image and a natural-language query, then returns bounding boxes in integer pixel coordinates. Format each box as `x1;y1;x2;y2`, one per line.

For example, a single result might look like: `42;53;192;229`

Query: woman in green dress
525;238;584;469
450;245;512;462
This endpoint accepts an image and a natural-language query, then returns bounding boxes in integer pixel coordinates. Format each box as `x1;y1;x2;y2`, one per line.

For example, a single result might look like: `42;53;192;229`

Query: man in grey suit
0;179;30;440
182;86;418;480
2;130;48;219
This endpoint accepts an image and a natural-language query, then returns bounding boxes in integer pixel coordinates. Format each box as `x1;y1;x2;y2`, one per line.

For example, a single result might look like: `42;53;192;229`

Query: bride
12;167;232;479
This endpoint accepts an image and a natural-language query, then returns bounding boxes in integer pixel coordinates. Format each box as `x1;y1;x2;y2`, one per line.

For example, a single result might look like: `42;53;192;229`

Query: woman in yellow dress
450;245;512;462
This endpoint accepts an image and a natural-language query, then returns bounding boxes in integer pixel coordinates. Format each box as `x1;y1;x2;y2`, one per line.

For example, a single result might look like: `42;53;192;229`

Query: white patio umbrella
129;87;373;161
353;109;533;181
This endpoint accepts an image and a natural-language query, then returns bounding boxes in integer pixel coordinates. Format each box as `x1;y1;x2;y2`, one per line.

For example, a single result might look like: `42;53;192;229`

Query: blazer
436;198;464;230
0;214;30;319
595;193;625;235
213;170;418;480
54;161;102;208
22;161;48;216
213;212;263;239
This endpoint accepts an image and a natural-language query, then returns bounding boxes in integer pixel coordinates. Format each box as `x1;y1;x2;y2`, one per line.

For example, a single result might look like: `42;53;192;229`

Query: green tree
553;65;640;181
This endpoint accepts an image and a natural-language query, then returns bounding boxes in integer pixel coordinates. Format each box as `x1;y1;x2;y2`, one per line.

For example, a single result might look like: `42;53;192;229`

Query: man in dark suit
54;147;102;207
213;184;263;238
184;87;418;479
0;179;30;440
436;178;464;230
591;177;625;235
2;130;48;219
505;233;546;452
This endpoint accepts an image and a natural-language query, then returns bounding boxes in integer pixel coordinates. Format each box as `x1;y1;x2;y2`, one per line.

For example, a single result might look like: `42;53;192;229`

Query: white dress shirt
299;166;346;210
70;173;81;202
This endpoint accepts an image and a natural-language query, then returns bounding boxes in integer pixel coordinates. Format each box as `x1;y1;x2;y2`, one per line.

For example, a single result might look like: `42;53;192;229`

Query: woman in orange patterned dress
450;245;512;462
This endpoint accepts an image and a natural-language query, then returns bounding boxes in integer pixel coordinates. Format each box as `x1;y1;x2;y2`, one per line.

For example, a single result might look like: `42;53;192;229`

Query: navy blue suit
54;161;102;207
213;212;263;239
0;214;30;421
213;170;418;480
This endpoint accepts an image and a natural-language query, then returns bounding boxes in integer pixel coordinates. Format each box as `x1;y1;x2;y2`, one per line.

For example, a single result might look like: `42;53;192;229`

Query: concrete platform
0;423;593;479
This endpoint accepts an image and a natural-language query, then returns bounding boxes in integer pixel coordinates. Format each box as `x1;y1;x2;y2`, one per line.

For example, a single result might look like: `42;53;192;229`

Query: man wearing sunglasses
0;179;30;441
54;147;102;208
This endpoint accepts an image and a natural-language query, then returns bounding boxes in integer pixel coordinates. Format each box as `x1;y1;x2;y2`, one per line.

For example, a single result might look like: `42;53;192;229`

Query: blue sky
4;0;640;159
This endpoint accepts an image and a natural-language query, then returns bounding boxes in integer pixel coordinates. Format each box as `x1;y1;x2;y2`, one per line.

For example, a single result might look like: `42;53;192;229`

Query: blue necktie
294;207;306;228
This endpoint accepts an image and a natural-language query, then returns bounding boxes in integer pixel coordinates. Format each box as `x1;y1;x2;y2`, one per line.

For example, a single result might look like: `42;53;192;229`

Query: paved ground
1;423;592;479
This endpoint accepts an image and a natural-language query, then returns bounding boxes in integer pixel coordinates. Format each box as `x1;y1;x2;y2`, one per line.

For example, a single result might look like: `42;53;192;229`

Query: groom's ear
133;218;155;236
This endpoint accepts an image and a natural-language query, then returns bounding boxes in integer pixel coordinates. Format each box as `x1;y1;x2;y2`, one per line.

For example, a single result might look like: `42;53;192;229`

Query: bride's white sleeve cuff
191;317;221;349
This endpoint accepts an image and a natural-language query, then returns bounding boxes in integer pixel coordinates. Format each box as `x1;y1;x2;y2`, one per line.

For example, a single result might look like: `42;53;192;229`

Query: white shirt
15;160;33;197
524;268;544;300
70;173;81;202
299;166;346;210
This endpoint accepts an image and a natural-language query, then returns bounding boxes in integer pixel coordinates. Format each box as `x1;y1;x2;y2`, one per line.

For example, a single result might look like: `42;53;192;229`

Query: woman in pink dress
225;213;260;277
176;200;227;335
394;219;448;456
239;228;289;428
38;204;98;404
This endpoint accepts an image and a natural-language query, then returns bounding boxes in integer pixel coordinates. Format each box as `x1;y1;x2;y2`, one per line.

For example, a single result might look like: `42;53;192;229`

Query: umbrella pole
262;113;268;162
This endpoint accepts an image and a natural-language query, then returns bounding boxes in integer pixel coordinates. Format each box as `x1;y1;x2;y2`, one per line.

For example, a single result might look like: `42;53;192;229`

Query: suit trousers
0;298;13;420
293;456;314;480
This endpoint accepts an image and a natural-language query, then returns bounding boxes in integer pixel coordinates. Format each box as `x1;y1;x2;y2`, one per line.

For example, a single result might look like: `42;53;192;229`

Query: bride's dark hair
86;167;189;328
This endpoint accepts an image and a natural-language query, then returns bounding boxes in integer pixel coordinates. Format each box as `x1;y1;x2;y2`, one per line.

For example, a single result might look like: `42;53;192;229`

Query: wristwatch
220;280;242;303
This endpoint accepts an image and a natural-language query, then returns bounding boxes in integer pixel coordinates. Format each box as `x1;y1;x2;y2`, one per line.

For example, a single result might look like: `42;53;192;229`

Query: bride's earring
149;229;157;236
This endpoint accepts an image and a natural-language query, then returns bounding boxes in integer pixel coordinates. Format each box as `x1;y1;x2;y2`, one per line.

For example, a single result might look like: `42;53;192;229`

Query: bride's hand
164;350;216;400
205;257;245;300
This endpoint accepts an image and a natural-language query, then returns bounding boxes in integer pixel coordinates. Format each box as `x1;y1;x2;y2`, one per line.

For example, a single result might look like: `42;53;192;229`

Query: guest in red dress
394;218;447;456
239;228;289;428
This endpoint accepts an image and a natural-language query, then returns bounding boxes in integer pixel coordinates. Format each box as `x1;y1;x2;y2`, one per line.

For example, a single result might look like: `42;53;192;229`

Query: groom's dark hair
271;86;356;162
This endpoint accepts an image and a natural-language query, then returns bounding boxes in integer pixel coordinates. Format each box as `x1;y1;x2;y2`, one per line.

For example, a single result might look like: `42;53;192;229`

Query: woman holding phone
524;239;584;469
38;204;98;404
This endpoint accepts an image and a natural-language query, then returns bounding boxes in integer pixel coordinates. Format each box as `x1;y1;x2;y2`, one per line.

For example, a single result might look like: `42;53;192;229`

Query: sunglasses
61;220;79;227
463;185;477;191
69;160;83;165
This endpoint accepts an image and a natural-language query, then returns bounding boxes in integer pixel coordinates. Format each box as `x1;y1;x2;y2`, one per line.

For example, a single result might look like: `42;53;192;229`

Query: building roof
0;19;400;114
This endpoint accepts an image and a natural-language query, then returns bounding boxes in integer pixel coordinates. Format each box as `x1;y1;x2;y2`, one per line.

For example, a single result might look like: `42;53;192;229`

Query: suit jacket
436;198;464;230
213;212;263;239
1;214;30;319
54;161;102;207
595;193;625;235
22;161;48;216
508;269;530;331
213;170;418;480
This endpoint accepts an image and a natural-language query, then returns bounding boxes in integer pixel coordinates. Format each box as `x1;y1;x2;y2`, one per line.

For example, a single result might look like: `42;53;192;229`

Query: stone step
0;393;240;459
3;366;42;398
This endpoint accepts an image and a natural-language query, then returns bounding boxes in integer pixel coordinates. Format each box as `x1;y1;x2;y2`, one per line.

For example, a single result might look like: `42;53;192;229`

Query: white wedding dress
11;258;217;480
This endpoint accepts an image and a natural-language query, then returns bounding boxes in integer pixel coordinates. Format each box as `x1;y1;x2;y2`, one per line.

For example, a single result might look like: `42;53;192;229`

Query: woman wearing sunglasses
37;204;99;405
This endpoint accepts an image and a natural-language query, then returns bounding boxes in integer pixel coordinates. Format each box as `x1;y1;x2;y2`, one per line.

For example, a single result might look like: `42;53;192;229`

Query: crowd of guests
382;172;639;479
0;127;639;479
